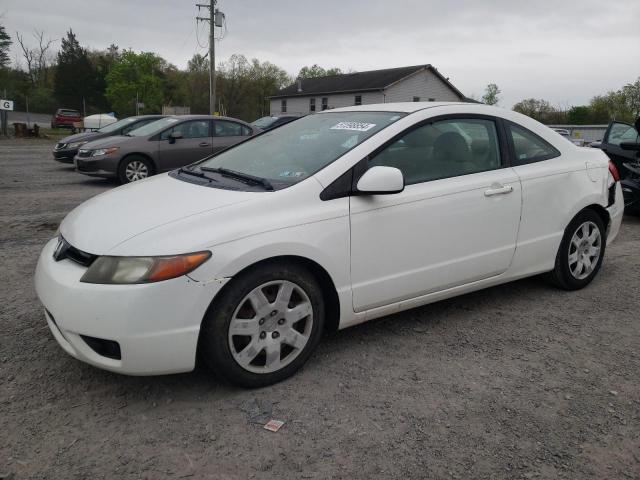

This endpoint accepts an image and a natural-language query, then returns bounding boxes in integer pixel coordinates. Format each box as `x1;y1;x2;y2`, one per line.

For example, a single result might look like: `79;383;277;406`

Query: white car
35;102;624;387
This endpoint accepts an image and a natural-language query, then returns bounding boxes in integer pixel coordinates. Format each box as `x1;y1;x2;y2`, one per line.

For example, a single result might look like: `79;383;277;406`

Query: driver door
600;121;639;174
349;116;522;312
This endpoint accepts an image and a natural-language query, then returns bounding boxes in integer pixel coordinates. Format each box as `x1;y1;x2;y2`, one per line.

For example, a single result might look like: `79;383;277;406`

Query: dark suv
51;109;82;129
53;115;165;163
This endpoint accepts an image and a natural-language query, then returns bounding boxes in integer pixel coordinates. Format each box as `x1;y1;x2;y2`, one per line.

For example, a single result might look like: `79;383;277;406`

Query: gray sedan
74;115;260;184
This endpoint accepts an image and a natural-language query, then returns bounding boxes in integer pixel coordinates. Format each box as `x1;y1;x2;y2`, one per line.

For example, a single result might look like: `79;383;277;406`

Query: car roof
325;101;464;113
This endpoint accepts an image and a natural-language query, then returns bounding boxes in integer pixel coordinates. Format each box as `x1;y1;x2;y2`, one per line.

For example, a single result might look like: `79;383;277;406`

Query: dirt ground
1;139;639;480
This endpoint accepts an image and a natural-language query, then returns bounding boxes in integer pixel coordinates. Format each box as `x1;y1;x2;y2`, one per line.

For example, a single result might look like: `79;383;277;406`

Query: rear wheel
199;262;325;388
117;155;153;184
547;209;606;290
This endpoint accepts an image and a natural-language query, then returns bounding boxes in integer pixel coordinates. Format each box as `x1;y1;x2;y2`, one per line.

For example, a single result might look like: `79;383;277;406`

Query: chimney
297;77;303;93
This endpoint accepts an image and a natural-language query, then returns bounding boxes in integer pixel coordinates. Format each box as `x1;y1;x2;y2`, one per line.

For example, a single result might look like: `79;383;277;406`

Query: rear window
59;110;80;117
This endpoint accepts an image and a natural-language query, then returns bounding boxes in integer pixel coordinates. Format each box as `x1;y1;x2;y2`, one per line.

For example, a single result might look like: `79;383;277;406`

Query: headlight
67;141;87;149
80;251;211;284
91;147;119;157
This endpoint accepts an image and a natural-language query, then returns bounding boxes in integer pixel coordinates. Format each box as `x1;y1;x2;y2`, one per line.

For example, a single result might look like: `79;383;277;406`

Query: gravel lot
1;140;639;480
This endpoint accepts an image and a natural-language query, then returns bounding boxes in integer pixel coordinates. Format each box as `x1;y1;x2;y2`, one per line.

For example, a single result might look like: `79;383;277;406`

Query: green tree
297;64;342;78
0;23;11;68
621;78;640;119
105;50;168;116
567;105;591;124
512;98;558;123
481;83;500;105
54;29;99;112
216;54;290;120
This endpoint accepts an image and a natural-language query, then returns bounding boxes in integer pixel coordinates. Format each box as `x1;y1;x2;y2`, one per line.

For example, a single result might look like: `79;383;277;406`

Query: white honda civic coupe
35;102;624;387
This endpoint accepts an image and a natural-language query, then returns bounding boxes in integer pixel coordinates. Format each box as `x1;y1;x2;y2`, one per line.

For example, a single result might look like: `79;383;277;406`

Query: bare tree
15;30;55;85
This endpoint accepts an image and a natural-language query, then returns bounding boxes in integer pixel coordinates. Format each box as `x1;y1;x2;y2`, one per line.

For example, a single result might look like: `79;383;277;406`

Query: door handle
484;184;513;196
199;142;211;147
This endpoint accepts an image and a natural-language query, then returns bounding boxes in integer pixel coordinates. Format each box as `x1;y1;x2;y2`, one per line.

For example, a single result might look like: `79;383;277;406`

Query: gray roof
270;64;465;100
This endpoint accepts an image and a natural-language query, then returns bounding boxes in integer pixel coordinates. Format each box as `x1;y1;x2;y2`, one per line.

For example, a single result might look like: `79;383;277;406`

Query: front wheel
117;155;154;184
547;209;606;290
199;262;325;388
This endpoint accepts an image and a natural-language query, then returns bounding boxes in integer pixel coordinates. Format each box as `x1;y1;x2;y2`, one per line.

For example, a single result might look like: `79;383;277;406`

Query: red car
51;108;82;129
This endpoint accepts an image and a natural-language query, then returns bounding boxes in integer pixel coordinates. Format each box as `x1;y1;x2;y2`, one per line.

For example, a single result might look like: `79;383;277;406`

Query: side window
215;120;245;137
607;122;638;146
508;123;560;166
160;120;210;140
370;118;502;185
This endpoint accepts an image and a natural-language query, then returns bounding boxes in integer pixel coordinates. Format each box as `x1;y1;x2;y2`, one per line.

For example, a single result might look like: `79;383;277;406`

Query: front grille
53;236;97;267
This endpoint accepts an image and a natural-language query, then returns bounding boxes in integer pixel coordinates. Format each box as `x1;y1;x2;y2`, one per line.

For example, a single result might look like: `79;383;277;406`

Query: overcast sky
2;0;639;107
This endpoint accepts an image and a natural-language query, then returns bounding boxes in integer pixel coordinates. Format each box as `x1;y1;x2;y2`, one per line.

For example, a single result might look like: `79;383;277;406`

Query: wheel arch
582;204;610;231
119;152;157;174
202;254;341;334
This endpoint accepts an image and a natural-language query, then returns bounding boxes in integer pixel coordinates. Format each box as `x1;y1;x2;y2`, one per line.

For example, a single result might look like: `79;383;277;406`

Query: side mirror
168;131;183;144
356;166;404;195
620;142;640;152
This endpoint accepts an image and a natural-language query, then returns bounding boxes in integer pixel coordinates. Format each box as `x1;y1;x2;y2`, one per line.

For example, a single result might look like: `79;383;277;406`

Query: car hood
59;131;107;144
60;174;261;254
81;135;136;150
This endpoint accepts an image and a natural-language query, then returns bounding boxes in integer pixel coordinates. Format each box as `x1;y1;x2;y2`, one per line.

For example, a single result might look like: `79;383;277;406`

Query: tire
547;209;606;290
199;261;325;388
117;155;154;184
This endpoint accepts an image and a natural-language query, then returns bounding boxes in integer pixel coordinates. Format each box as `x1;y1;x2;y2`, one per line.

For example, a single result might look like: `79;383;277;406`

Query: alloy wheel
568;221;601;280
125;160;149;182
228;280;314;374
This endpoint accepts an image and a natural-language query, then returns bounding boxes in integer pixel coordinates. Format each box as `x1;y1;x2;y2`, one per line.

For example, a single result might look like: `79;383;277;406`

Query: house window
355;95;362;106
321;97;328;110
281;99;287;113
309;98;316;112
413;96;420;102
428;98;435;102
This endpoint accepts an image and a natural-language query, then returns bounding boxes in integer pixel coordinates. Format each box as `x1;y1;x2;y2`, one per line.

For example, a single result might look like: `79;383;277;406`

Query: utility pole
197;1;224;116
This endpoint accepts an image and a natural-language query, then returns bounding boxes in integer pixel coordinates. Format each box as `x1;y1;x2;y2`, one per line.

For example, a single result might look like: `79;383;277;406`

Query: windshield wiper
178;166;218;182
200;166;274;191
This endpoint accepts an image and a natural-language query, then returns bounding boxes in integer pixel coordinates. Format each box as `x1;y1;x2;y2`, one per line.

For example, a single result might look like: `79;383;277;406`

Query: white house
269;64;468;116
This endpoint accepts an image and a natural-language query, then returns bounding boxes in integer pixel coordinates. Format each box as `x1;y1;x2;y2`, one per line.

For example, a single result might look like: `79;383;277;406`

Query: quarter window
370;118;502;185
281;100;287;113
159;120;210;140
309;98;316;112
507;123;560;165
355;95;362;106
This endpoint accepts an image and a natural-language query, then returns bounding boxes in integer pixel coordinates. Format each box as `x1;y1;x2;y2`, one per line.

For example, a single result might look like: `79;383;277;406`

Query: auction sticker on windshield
330;122;376;132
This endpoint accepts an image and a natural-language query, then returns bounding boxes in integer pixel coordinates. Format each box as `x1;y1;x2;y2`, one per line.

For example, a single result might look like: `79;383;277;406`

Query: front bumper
53;148;79;163
34;238;228;375
74;154;120;178
606;182;624;245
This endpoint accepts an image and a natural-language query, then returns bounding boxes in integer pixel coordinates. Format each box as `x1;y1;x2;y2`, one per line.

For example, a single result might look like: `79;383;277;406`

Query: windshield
251;116;278;129
196;112;405;188
97;117;137;133
128;117;182;137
